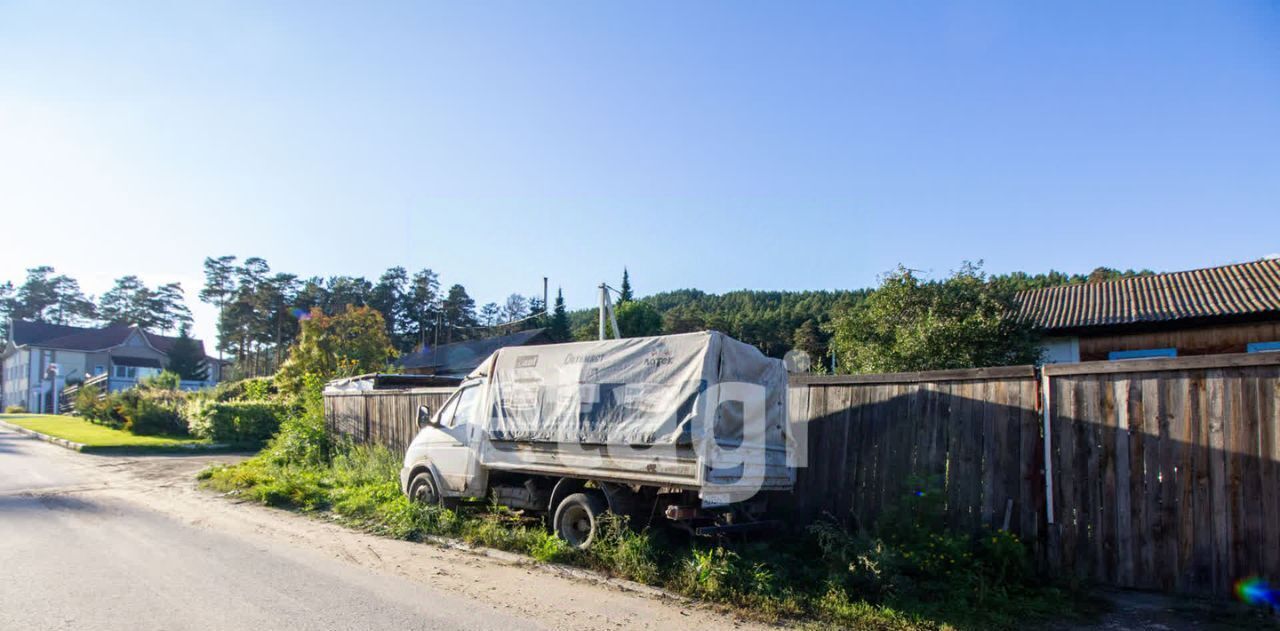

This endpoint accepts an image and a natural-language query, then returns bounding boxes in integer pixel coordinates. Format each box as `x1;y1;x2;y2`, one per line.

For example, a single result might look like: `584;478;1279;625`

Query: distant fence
324;353;1280;597
60;374;109;414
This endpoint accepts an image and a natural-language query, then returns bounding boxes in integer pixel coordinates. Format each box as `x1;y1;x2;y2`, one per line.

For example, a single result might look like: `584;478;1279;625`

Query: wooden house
1017;258;1280;363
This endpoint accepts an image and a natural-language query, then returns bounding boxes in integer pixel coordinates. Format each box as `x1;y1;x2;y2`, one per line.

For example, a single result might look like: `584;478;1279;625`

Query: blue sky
2;1;1278;345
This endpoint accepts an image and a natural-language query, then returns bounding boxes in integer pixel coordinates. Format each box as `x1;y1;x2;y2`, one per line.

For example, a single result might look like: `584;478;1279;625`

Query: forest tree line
1;259;1156;378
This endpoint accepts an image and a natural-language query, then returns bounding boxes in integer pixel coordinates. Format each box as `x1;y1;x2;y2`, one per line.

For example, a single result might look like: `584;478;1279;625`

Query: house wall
81;351;111;379
4;347;75;412
105;344;168;391
1039;337;1080;363
51;350;89;384
2;349;32;409
1076;319;1280;362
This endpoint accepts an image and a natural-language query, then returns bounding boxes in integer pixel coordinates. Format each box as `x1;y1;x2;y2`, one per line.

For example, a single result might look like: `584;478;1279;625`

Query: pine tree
619;268;633;303
549;289;571;342
166;325;209;381
441;284;478;342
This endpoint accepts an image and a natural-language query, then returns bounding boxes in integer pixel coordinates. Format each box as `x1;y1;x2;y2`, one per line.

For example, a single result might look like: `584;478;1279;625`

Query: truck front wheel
409;471;443;506
553;492;608;548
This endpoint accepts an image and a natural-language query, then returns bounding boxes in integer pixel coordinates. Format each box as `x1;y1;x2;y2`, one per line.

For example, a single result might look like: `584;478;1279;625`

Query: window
450;386;481;428
1108;348;1177;361
94;365;105;375
437;394;463;427
1247;341;1280;353
113;365;138;379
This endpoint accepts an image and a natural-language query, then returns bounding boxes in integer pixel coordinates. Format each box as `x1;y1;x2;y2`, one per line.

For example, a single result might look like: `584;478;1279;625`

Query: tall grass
201;390;1084;630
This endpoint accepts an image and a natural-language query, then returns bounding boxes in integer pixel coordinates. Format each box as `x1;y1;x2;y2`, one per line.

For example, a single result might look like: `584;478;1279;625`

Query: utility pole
598;284;606;340
543;277;548;316
597;283;621;341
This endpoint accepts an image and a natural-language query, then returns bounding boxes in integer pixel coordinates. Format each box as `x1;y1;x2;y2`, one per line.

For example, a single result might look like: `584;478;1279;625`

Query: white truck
399;331;794;547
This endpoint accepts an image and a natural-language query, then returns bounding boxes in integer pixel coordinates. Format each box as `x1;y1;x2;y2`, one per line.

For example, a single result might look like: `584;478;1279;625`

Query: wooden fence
325;387;456;455
790;352;1280;597
786;365;1044;539
1041;354;1279;595
325;353;1280;597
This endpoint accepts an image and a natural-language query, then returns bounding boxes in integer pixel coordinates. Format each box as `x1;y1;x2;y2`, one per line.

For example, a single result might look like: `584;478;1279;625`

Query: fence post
1040;366;1055;526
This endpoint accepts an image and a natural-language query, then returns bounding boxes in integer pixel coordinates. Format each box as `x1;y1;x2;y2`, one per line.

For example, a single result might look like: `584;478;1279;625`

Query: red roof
8;320;206;356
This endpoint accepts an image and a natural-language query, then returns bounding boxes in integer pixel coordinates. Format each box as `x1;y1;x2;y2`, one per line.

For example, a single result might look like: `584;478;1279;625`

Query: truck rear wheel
553;492;607;549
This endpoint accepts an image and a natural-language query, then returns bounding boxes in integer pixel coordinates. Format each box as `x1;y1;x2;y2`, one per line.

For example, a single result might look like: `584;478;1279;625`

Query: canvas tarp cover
467;331;789;452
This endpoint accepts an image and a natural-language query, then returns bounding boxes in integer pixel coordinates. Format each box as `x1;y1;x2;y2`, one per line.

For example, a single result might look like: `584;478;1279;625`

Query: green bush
807;475;1050;624
141;370;182;391
188;400;288;445
73;383;105;420
4;404;27;414
263;373;330;465
81;391;128;428
210;376;278;402
124;392;188;435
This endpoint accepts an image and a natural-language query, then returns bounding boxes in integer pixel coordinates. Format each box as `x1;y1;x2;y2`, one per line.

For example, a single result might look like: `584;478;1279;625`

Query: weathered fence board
325;353;1280;598
1039;355;1280;596
324;388;455;455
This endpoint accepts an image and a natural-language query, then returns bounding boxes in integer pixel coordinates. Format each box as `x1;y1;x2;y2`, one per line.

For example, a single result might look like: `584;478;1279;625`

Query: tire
408;471;443;506
553;492;608;549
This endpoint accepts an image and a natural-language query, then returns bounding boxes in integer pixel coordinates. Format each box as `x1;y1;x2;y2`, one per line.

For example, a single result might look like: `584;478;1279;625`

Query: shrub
73;383;112;423
96;389;189;435
4;404;27;413
142;370;182;391
264;373;330;465
86;391;128;428
189;400;289;445
124;392;188;435
808;475;1044;618
209;376;278;402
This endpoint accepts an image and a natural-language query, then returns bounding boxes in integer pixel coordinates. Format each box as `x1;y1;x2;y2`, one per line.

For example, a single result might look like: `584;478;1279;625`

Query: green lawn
0;413;215;452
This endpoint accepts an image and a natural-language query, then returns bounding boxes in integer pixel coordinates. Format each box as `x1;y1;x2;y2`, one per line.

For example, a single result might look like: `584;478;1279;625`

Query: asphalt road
0;429;542;631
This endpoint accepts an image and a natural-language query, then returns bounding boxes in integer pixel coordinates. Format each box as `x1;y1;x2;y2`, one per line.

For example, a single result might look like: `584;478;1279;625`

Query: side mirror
416;405;433;429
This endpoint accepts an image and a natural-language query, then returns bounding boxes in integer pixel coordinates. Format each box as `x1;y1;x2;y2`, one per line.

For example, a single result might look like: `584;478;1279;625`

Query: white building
1;320;223;413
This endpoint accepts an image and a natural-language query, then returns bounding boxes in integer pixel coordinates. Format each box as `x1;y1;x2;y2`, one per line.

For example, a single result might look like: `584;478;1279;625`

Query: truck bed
480;439;794;492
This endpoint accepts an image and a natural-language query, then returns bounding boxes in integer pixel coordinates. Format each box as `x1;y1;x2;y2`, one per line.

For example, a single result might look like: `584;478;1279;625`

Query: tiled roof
8;320;207;356
1016;259;1280;331
399;328;550;376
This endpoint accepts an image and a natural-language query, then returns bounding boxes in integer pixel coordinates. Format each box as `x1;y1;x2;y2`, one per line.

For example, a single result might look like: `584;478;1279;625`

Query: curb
0;419;87;451
0;419;230;454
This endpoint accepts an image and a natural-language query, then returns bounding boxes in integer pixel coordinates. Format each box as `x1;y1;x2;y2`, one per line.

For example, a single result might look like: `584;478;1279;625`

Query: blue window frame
1247;341;1280;353
1108;348;1177;360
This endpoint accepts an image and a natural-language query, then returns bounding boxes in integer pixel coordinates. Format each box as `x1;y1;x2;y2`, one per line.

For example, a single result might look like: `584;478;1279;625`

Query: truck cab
400;378;487;504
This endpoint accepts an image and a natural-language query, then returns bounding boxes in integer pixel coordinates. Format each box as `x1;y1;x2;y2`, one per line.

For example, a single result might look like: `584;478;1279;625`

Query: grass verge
0;413;220;453
202;442;1091;630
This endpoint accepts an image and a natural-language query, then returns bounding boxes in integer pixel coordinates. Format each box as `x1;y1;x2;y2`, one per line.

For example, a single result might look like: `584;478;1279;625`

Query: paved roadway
0;428;541;631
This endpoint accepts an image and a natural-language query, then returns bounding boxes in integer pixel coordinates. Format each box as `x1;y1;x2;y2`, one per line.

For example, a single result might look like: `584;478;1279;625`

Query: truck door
423;382;484;494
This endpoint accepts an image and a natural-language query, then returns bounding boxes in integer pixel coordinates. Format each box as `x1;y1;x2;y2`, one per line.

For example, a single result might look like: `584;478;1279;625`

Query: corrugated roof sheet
1016;259;1280;331
399;328;550;376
